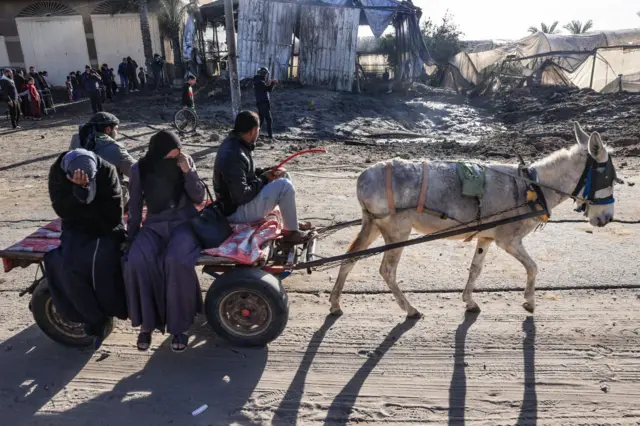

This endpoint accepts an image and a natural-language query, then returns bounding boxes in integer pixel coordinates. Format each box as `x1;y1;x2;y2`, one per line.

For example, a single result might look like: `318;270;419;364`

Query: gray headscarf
61;149;98;204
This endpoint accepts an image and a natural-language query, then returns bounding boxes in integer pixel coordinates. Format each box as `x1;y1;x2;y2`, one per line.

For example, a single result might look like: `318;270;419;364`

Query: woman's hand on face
67;169;89;187
177;152;192;173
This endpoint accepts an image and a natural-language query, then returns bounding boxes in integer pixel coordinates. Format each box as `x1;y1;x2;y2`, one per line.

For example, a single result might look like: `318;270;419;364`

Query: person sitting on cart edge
45;149;128;349
124;130;205;353
70;112;134;206
213;111;312;245
182;73;196;109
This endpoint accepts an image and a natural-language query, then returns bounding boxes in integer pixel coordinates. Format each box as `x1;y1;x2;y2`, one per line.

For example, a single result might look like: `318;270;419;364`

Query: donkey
330;122;616;318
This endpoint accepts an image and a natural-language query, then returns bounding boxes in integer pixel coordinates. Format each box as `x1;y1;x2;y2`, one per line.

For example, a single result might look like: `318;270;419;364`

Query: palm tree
563;20;594;34
157;0;190;82
528;21;560;34
137;0;154;67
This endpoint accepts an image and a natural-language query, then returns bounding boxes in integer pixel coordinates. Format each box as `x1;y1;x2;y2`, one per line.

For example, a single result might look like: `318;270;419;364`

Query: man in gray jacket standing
70;112;135;205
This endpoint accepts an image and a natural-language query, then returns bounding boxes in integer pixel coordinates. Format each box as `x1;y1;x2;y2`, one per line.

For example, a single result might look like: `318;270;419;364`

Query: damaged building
201;0;433;92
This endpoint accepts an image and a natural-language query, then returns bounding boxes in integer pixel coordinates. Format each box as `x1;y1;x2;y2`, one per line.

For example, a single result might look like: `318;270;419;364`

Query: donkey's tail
346;209;379;253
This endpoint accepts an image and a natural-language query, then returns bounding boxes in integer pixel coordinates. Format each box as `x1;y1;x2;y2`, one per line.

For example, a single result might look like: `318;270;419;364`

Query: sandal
171;334;188;353
136;331;152;352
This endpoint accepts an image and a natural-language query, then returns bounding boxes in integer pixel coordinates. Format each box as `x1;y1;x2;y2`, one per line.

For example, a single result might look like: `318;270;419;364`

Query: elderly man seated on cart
213;111;312;243
45;148;128;349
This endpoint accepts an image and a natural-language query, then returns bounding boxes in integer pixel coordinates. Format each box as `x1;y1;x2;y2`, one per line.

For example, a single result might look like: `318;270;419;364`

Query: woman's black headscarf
139;130;185;214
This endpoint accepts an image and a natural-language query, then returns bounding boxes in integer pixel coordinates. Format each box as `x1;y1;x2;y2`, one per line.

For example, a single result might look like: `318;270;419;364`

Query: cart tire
205;268;289;347
31;279;113;348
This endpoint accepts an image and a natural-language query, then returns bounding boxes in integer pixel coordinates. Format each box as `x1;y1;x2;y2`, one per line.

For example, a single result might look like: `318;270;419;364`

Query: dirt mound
474;87;640;156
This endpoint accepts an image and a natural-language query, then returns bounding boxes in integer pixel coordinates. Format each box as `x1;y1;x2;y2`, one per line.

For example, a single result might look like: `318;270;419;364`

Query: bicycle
173;107;198;133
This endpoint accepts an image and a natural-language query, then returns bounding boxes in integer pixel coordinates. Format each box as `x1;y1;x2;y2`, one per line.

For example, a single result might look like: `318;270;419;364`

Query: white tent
447;29;640;92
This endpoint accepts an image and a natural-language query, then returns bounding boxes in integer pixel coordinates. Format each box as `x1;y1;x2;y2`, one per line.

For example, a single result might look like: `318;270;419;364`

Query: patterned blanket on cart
1;209;283;273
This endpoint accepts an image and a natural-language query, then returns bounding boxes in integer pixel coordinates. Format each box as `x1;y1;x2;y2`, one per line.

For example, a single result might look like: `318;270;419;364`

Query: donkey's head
573;122;616;227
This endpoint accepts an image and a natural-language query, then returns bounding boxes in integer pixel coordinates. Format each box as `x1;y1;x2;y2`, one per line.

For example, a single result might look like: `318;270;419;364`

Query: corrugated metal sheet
299;5;360;91
0;36;10;68
237;0;296;80
16;16;90;86
91;13;163;72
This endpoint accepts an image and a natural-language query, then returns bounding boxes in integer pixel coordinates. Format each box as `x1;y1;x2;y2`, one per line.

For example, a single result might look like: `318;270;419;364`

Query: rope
485;166;591;204
309;201;533;271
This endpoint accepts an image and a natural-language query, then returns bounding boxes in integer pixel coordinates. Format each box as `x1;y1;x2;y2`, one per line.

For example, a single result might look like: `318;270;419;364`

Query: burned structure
200;0;433;91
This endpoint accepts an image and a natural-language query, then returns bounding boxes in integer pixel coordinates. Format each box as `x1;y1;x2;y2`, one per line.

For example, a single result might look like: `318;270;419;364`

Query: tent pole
589;50;597;90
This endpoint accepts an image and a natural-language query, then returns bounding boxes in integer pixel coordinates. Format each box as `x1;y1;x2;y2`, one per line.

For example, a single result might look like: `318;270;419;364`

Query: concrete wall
0;0;170;81
0;1;101;70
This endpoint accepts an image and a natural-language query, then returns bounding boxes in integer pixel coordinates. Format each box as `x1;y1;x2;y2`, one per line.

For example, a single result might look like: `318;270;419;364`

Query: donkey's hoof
330;308;344;317
522;302;535;313
466;305;481;314
407;311;423;320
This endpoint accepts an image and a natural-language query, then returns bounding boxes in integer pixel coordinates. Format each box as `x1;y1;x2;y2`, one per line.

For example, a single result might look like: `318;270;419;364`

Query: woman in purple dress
124;130;205;352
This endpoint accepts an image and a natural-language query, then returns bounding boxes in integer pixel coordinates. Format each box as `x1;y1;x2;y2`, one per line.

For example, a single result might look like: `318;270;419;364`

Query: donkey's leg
462;237;493;313
497;239;538;313
377;220;420;318
329;212;380;316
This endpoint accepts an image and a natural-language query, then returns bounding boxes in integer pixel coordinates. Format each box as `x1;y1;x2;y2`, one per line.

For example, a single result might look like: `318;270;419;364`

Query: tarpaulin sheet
1;210;283;273
360;0;398;38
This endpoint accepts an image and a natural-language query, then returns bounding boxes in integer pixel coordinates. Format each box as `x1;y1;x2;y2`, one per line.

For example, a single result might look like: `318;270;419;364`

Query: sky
373;0;639;41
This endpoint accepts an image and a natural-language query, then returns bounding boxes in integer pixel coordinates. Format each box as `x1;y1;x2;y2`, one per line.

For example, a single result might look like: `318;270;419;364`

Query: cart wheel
173;108;198;133
31;279;113;348
205;268;289;347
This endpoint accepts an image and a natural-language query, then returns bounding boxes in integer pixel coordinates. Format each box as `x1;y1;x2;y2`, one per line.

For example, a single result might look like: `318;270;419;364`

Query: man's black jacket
213;133;267;215
49;153;124;237
253;75;274;104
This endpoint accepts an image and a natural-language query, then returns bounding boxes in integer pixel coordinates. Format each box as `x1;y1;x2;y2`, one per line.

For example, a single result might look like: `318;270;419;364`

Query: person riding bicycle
182;73;196;110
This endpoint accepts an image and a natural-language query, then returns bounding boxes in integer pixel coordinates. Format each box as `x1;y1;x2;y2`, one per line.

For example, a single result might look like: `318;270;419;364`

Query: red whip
271;149;327;172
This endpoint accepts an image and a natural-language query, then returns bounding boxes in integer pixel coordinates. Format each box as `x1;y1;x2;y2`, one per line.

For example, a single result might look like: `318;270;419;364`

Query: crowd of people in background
1;52;169;130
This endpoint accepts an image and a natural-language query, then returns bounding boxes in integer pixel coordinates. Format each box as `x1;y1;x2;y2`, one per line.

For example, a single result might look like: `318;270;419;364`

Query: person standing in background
66;75;74;103
75;71;84;99
14;70;29;119
118;59;129;94
27;77;41;121
101;64;113;102
127;57;138;92
1;69;21;129
138;67;146;90
109;68;118;95
253;67;277;140
82;66;103;114
151;54;164;90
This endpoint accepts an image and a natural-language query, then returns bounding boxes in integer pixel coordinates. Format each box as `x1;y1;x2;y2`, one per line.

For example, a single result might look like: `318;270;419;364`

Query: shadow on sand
2;324;268;426
447;311;479;425
0;324;93;425
323;318;418;426
517;316;537;425
272;315;339;425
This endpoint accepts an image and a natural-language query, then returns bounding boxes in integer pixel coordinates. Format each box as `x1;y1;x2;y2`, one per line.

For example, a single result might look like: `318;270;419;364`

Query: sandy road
1;290;639;425
1;98;640;425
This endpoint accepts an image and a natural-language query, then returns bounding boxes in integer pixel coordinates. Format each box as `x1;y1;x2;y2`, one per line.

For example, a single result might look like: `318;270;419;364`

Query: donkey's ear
588;132;608;162
574;122;589;148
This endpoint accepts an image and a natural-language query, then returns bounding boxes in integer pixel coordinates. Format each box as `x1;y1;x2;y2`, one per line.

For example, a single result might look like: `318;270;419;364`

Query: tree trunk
172;31;183;83
138;0;154;67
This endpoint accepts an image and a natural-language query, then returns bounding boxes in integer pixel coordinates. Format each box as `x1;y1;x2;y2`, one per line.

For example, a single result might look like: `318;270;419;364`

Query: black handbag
189;182;233;249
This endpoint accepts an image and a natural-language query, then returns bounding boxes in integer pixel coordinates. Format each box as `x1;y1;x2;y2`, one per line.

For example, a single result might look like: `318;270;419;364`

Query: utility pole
224;0;241;118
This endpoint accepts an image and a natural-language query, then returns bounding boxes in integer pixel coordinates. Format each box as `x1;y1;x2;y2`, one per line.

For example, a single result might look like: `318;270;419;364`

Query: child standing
138;67;146;89
66;75;74;102
27;77;41;120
